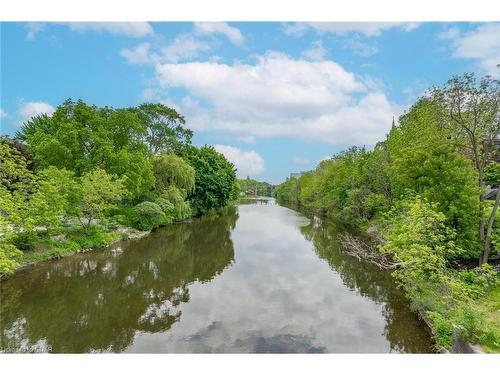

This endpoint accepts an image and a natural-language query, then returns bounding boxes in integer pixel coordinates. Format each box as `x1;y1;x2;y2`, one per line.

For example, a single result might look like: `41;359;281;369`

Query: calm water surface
0;199;434;353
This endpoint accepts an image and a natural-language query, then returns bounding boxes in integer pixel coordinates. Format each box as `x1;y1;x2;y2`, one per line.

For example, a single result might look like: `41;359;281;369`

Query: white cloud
344;36;378;57
194;22;245;46
120;43;152;65
18;101;55;125
293;157;310;165
214;145;265;178
154;52;396;146
301;41;327;61
25;23;44;41
25;22;154;39
444;23;500;74
63;22;154;37
0;108;7;118
282;22;420;37
162;34;211;63
437;27;460;40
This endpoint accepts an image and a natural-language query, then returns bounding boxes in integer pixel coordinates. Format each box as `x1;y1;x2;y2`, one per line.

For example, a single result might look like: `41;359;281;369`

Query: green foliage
29;167;79;234
134;103;192;154
239;177;274;197
16;99;154;201
154;198;176;219
132;201;166;231
0;137;36;196
485;163;500;186
71;226;117;249
152;153;195;193
69;169;124;230
160;186;192;220
183;146;238;215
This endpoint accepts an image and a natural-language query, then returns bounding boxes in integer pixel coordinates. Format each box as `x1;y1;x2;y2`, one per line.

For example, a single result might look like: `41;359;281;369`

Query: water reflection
0;202;433;353
0;206;237;353
300;218;433;353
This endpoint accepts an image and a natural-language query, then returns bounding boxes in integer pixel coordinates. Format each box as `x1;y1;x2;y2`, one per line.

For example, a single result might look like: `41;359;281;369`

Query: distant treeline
238;177;275;197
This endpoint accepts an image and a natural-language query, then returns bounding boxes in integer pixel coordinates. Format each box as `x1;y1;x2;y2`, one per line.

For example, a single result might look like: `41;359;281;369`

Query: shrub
154;197;176;218
71;226;113;249
132;201;165;230
12;231;37;251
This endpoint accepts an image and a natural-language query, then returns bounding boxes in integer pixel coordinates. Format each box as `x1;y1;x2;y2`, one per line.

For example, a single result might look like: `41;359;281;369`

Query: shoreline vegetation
1;100;239;277
274;71;499;353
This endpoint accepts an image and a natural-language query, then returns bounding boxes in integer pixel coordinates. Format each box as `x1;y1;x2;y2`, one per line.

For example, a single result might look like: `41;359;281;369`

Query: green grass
477;286;500;353
17;226;121;268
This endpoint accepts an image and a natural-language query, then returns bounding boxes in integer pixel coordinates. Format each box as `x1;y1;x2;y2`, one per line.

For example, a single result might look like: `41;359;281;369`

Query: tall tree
135;103;193;154
431;72;500;264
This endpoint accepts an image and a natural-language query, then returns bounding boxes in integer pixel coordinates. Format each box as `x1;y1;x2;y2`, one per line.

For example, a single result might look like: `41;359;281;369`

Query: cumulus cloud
154;52;395;145
214;145;265;178
194;22;245;46
121;35;211;65
301;41;327;61
282;22;420;37
18;101;55;125
442;23;500;74
162;34;211;63
0;108;7;119
120;43;152;65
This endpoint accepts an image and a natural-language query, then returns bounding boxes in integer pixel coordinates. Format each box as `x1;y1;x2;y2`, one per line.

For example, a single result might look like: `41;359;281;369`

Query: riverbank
4;225;150;277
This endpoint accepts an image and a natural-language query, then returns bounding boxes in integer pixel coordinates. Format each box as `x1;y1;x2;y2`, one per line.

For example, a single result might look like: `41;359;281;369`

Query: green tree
183;146;238;215
69;169;124;230
28;167;78;234
16;99;154;200
431;72;500;264
135;103;192;154
0;137;36;197
152;153;195;194
388;98;480;256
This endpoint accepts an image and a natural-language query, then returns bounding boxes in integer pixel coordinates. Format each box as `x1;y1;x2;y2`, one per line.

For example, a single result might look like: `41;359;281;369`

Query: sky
1;22;499;183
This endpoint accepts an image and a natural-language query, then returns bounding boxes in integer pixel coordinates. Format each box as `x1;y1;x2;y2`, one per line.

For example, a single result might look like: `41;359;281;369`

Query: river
0;198;434;353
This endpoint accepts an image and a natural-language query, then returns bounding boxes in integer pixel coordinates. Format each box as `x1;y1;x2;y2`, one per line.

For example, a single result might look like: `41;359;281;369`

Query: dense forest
238;177;275;197
275;72;500;351
0;100;239;275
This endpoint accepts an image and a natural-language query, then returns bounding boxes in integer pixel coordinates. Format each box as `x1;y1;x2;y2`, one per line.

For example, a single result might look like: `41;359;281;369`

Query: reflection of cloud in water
126;204;410;353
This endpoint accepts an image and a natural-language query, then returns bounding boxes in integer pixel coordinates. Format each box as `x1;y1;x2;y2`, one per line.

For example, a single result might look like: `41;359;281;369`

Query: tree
431;72;500;264
69;169;124;230
16;99;154;201
182;146;238;215
0;137;36;197
152;153;195;194
134;103;192;154
28;167;79;234
387;98;480;256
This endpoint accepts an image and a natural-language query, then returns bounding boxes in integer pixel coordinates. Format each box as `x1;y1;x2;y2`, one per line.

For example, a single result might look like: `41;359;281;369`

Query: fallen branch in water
340;233;395;270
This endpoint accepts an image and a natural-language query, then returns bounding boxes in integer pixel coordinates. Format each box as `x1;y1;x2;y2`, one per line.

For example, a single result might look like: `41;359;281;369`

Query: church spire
391;116;395;129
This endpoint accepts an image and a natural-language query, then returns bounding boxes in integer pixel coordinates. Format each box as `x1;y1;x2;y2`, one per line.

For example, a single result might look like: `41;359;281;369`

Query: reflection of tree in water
0;206;238;353
300;218;434;353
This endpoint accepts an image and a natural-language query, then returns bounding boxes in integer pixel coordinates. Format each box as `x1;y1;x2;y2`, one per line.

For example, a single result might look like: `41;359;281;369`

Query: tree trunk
480;188;500;265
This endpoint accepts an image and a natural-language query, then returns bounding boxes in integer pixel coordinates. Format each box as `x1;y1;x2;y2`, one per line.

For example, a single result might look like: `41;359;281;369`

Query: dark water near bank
0;199;434;353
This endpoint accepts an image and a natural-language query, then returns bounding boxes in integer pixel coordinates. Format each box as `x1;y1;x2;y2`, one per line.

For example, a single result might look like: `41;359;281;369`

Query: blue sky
1;22;498;183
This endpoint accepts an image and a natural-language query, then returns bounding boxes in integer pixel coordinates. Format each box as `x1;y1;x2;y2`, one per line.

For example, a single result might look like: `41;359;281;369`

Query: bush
12;231;37;251
154;198;176;218
71;226;113;249
132;201;165;230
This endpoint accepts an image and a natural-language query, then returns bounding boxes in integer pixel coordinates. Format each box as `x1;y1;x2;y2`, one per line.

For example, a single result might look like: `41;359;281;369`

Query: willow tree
431;71;500;264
